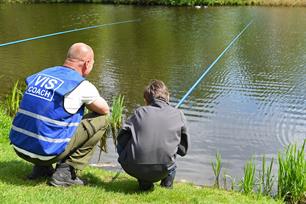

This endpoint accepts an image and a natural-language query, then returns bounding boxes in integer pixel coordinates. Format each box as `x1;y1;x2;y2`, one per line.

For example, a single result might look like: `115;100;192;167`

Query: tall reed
108;95;125;146
4;80;25;117
240;158;256;194
222;171;236;191
258;155;274;196
278;140;306;203
98;95;125;160
211;152;222;188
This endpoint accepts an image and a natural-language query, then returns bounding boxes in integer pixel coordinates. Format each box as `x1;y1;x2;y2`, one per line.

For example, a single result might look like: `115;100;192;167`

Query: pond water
0;4;305;185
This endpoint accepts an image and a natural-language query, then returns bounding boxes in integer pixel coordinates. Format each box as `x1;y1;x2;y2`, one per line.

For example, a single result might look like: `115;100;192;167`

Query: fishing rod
0;19;140;47
175;19;254;109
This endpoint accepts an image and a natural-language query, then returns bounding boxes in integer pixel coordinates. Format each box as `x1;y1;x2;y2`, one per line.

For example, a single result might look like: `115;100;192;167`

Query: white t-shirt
64;80;101;114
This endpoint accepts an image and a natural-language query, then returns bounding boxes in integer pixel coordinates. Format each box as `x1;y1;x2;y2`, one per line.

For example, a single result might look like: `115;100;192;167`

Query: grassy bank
0;107;281;203
0;0;305;6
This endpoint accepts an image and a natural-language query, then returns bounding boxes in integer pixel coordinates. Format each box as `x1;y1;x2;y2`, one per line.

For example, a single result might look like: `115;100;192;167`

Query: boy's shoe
160;165;176;189
138;180;154;191
27;165;54;180
49;163;85;187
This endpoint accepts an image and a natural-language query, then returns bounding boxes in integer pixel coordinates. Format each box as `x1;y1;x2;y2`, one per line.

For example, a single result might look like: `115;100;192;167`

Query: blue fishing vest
9;66;85;158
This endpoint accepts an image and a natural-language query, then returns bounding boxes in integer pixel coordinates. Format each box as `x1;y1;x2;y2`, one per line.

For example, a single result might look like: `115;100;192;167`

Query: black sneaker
49;163;85;187
138;180;154;191
160;166;176;189
27;165;54;180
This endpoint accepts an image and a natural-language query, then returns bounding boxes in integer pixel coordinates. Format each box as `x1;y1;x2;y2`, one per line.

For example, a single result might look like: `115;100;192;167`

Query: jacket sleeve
177;111;189;157
116;114;135;155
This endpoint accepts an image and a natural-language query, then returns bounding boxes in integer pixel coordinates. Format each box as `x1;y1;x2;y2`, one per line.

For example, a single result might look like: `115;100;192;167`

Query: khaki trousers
15;112;107;170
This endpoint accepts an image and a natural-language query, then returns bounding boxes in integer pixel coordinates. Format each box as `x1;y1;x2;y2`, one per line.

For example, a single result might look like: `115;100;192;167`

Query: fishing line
175;19;254;109
0;19;140;47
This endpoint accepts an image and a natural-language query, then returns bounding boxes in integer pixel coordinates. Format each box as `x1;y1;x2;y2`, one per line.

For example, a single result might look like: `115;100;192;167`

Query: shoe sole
49;179;76;187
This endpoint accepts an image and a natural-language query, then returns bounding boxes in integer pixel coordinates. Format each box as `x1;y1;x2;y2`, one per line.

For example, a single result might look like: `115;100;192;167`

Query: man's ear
81;63;87;76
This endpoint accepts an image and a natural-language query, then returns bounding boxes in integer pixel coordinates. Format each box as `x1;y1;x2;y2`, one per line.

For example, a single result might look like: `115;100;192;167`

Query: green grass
0;105;12;143
0;108;281;204
0;142;282;204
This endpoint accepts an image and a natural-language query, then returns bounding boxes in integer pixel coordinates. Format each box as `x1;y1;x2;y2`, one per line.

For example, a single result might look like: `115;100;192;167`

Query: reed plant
98;95;125;160
107;95;125;146
223;172;236;191
4;80;26;117
211;152;222;188
239;158;256;194
277;140;306;204
258;156;274;196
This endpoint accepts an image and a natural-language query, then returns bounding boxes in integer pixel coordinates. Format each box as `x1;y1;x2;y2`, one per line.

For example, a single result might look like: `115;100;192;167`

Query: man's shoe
49;163;85;187
27;165;54;180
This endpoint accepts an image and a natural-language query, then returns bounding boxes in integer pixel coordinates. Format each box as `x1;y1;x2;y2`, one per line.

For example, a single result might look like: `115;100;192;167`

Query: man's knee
81;113;107;136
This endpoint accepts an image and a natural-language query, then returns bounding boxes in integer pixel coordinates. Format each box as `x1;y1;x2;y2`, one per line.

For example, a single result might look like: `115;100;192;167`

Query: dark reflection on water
0;4;305;185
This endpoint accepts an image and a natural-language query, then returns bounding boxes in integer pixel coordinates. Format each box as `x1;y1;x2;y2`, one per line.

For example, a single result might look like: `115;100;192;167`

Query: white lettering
45;79;58;89
44;90;51;98
26;74;64;101
40;78;49;87
27;86;52;98
34;76;47;86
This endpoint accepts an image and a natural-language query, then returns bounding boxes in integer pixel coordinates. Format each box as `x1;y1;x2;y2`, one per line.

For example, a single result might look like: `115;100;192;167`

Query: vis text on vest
25;74;64;101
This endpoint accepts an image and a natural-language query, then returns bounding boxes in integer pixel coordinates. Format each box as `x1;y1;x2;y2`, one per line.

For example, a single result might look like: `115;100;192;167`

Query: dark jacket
117;99;189;165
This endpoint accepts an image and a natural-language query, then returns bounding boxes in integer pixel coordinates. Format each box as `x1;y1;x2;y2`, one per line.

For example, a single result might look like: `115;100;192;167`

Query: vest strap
13;145;56;160
12;125;71;143
18;108;79;127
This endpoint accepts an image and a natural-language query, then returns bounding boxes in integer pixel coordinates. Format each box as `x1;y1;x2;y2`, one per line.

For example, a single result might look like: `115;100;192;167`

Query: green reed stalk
259;155;274;196
223;170;227;190
240;158;256;194
264;157;274;196
211;152;222;188
98;95;125;160
108;95;125;146
277;140;306;204
4;80;25;117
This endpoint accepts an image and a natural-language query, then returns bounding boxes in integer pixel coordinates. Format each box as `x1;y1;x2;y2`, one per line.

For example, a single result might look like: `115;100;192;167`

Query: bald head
64;43;95;77
67;43;94;61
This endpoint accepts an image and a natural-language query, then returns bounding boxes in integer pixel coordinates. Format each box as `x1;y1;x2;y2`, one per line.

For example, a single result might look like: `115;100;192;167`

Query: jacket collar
150;98;169;107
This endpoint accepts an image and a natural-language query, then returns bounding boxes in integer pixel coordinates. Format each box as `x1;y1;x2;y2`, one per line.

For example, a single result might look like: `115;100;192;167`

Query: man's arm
86;97;110;115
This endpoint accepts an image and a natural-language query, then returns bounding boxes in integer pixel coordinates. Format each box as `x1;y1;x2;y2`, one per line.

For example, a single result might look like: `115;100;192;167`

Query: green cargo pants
15;112;107;170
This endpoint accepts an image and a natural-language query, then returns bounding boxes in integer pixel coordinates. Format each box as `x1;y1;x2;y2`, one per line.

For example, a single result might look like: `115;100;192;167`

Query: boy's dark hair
144;80;169;104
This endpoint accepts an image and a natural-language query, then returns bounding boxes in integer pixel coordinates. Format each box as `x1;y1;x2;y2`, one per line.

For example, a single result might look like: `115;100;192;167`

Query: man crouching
9;43;109;187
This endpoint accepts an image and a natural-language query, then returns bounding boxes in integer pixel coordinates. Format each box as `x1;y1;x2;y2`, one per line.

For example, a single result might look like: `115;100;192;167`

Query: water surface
0;4;305;185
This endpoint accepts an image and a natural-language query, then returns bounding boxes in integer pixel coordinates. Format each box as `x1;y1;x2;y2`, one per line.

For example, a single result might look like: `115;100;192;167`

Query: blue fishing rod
175;19;254;109
0;19;140;47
